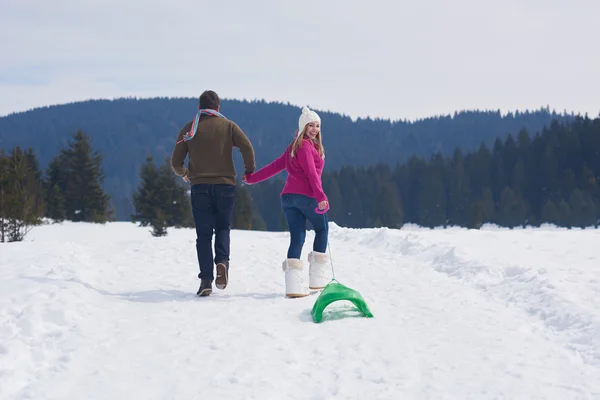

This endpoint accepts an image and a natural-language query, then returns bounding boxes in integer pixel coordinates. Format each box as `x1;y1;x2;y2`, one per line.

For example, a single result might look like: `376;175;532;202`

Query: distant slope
0;97;573;219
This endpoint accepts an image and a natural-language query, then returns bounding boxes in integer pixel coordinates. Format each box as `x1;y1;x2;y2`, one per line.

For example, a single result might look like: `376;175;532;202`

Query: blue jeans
281;194;328;259
190;184;236;280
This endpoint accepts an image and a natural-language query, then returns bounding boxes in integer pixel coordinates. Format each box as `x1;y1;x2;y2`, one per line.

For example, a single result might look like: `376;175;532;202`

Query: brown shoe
215;262;229;290
196;279;212;297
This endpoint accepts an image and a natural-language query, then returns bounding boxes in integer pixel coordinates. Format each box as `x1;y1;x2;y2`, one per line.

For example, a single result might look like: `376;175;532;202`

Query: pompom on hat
298;106;321;136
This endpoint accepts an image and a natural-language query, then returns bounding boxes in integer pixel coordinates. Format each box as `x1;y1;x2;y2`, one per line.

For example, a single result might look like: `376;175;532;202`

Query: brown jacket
170;115;255;186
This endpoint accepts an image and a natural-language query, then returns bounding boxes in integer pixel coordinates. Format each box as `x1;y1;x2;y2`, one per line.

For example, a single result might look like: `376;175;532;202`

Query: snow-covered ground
1;221;599;399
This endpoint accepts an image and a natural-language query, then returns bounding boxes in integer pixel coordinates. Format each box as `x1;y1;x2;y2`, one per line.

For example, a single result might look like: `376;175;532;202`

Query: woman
243;106;330;298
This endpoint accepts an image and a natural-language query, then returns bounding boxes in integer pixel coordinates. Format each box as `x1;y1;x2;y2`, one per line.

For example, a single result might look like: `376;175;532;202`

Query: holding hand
318;200;328;210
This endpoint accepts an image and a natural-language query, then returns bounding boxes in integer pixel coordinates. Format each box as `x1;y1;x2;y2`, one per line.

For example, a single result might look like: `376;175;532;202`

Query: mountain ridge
0;97;575;219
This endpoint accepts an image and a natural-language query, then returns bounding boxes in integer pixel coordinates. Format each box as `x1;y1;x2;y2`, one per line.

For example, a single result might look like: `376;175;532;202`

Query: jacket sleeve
295;142;328;202
231;122;256;174
170;122;192;177
245;149;287;184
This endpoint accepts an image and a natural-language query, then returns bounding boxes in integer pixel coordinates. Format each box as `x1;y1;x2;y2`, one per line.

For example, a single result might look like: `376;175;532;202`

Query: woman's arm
244;148;288;184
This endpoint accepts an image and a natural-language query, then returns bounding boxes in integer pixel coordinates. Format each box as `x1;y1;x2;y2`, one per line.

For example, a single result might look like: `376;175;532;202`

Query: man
171;90;255;296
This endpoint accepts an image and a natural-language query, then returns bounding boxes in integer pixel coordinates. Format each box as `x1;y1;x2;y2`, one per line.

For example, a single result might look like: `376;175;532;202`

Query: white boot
308;251;329;289
282;258;309;298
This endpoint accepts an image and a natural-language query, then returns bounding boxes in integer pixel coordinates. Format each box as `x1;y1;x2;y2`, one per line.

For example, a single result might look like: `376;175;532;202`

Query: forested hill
0;97;574;220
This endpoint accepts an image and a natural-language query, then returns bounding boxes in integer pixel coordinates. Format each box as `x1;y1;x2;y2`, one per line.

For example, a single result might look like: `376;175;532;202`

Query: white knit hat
298;106;321;135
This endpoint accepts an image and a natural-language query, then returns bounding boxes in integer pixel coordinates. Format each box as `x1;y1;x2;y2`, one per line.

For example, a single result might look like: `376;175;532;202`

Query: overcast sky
1;0;599;121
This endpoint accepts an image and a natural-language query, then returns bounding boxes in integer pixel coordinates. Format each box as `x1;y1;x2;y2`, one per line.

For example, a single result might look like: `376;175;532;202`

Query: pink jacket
245;139;328;202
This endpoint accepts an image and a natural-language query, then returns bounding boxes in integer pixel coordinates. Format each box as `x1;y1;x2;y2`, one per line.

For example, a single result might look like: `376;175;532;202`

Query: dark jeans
281;193;328;259
190;183;236;280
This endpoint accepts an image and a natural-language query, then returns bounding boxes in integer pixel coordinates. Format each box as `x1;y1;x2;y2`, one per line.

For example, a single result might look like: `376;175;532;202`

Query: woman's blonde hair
291;126;325;159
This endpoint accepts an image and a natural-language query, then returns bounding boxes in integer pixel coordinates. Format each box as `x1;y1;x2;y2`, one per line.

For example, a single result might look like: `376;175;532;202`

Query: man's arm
231;122;256;174
170;122;192;179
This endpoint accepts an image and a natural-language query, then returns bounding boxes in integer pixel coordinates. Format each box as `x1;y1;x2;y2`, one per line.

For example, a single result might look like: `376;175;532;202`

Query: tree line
0;130;263;241
325;116;600;229
1;115;599;242
0;131;113;241
249;116;600;230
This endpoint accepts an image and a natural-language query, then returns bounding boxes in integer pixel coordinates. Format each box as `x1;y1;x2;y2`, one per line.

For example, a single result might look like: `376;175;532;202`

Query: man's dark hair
199;90;220;110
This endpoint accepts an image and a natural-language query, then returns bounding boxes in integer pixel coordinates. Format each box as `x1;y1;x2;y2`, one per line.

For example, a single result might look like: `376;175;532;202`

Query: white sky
1;0;600;121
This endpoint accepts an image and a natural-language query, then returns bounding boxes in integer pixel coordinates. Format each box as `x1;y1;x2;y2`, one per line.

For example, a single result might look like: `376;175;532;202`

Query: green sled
311;280;374;323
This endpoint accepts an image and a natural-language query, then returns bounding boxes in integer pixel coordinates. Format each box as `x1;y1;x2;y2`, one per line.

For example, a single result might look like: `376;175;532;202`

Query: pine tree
540;144;560;203
0;149;8;242
322;175;343;225
132;156;192;235
156;158;192;228
568;189;596;228
24;148;45;224
467;144;492;199
491;139;507;201
44;156;67;222
151;209;168;237
232;185;254;230
251;213;267;231
517;129;534;207
541;199;560;226
26;148;43;185
338;166;365;228
418;162;446;227
468;187;495;229
402;156;426;224
57;130;111;222
557;199;572;228
374;182;403;228
468;201;485;229
0;147;45;242
511;158;526;198
503;134;519;182
132;156;160;226
579;164;599;198
481;187;496;224
498;186;527;228
561;169;577;201
446;149;470;226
